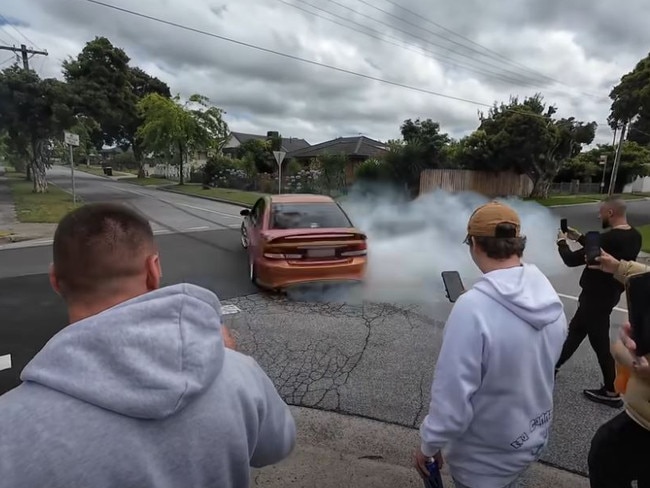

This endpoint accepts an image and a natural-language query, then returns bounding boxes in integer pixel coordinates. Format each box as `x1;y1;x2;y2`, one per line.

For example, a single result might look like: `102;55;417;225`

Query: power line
0;13;41;50
277;0;595;99
0;54;15;66
374;0;560;84
322;0;545;88
77;0;607;127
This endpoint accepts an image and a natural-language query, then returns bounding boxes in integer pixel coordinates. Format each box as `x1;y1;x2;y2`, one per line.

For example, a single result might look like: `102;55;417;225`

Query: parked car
240;194;367;290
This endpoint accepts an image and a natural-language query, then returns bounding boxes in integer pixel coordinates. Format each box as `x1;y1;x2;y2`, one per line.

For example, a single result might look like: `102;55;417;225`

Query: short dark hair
470;223;526;260
53;203;154;299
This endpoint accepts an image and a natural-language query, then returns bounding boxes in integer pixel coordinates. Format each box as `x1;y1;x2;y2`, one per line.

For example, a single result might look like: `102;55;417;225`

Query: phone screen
560;219;568;233
584;231;601;265
441;271;465;303
627;272;650;357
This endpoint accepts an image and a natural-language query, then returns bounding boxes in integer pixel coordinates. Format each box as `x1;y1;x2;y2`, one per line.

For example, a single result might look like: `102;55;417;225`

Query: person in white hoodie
415;201;568;488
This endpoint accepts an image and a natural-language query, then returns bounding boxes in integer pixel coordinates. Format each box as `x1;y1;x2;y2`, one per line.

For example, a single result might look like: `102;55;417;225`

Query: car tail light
340;241;367;257
263;246;302;260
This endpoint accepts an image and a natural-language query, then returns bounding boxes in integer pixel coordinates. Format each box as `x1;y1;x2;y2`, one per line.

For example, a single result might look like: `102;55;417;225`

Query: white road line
0;354;11;372
186;226;210;231
557;293;628;313
176;202;241;219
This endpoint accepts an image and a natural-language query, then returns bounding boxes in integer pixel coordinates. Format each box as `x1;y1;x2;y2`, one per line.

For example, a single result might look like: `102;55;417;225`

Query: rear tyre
249;257;258;285
240;224;249;249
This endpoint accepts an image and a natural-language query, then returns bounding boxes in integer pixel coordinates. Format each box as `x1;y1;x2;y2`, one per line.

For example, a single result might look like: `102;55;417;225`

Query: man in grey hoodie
415;202;567;488
0;203;296;488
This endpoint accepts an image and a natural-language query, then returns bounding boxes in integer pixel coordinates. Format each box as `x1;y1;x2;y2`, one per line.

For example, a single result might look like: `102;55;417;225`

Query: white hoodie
420;264;567;488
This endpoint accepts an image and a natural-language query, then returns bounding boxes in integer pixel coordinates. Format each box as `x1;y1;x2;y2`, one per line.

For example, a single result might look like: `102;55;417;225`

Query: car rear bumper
256;257;367;289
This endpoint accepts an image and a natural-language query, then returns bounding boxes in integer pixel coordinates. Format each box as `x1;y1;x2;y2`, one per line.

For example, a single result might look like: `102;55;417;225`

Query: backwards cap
466;201;521;238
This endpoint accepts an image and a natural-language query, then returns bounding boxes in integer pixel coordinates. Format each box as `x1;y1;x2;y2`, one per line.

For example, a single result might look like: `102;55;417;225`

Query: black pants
556;292;620;391
589;411;650;487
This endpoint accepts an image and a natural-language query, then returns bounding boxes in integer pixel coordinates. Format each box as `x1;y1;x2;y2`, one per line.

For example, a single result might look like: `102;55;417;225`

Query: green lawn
639;225;650;254
531;193;648;207
124;177;174;186
5;172;80;223
169;184;267;206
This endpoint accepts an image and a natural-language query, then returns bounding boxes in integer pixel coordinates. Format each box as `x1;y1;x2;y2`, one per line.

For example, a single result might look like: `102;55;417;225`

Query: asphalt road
1;179;648;477
49;165;248;236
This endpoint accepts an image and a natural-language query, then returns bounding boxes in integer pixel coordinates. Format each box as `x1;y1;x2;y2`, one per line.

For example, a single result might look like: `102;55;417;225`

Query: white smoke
337;186;567;305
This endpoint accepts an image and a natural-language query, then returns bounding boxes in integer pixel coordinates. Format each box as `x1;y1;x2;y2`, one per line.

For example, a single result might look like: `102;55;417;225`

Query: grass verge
638;224;650;254
124;177;174;186
168;184;267;206
531;193;648;207
5;172;80;223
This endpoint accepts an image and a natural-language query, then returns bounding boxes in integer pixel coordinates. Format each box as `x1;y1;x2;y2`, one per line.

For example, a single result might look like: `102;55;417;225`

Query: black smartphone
441;271;465;303
560;218;568;233
626;272;650;357
584;231;601;265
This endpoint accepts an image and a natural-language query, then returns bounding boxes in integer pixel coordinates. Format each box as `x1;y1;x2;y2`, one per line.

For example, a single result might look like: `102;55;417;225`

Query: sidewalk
252;407;589;488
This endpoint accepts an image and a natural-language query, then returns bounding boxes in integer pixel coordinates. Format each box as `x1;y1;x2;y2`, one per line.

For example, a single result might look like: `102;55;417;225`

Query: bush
355;158;388;181
111;151;138;170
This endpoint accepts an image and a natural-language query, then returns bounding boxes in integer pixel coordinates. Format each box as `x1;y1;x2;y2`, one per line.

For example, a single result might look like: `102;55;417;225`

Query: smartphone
626;272;650;357
441;271;465;303
560;218;568;233
584;231;601;265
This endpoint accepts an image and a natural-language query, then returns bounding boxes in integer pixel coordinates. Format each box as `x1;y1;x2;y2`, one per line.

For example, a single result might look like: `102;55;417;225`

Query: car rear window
270;203;352;229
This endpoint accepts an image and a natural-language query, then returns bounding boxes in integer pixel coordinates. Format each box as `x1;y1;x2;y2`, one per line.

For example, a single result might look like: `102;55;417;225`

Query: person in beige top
587;250;650;487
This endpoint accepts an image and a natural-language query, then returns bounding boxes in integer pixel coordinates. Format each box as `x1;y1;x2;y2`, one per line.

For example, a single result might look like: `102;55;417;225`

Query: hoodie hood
21;284;225;420
473;264;564;330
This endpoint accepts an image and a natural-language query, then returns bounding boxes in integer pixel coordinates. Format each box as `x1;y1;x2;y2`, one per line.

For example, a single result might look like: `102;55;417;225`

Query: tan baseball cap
466;201;521;239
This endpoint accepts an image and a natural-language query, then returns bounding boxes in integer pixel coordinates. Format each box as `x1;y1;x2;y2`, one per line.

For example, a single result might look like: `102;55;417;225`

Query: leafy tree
236;139;273;173
562;142;650;191
137;93;229;185
400;118;451;159
63;37;171;177
315;153;347;194
0;66;75;191
609;53;650;140
459;94;596;197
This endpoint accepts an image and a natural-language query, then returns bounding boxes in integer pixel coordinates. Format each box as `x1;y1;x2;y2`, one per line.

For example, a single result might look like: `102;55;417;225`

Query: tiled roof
287;136;388;159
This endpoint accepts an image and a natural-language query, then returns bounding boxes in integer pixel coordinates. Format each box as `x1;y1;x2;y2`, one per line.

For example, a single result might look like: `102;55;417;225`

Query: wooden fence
419;169;533;197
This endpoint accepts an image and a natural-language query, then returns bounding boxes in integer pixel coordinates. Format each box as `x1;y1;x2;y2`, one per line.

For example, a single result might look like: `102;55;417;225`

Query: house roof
230;132;310;153
287;136;388;159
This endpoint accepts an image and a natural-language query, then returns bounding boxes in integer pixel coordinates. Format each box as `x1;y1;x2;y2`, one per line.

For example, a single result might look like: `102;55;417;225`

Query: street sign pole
599;154;608;194
272;151;286;194
64;131;80;204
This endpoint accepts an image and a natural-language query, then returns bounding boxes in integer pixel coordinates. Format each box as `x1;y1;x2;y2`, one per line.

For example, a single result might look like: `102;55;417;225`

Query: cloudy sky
1;0;648;146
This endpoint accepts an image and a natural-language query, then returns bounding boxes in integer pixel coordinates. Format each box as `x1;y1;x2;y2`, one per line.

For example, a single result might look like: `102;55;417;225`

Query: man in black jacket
555;196;642;407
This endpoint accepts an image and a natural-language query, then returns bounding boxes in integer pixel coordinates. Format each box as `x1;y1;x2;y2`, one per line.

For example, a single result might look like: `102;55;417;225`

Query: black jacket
557;227;642;302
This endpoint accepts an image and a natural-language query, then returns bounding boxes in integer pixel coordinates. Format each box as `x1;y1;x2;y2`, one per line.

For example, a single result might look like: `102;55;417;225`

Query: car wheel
240;224;249;249
249;257;258;285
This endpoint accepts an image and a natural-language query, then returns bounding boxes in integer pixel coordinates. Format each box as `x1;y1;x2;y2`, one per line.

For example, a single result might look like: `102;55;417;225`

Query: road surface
49;165;247;236
1;172;648;477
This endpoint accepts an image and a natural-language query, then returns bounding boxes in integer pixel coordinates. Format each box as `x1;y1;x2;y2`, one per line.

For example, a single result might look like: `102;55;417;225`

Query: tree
63;37;171;177
137;93;229;185
459;94;596;197
609;53;650;139
0;66;75;192
236;139;273;173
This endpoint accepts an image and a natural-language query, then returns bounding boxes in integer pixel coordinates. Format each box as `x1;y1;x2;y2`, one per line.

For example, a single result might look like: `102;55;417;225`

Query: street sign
272;151;286;194
272;151;286;165
64;131;80;147
599;155;607;165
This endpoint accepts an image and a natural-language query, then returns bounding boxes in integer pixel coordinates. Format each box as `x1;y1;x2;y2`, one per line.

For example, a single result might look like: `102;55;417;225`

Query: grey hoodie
0;284;296;488
420;264;567;488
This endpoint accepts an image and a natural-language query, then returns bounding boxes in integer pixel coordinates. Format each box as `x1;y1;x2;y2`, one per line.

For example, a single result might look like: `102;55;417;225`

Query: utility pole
607;122;627;196
0;44;48;70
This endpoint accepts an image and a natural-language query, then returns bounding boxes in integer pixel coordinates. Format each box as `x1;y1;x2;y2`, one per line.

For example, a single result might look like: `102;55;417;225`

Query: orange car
240;194;367;290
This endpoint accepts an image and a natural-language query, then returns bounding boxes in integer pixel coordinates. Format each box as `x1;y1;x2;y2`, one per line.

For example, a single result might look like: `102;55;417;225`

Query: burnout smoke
336;185;567;305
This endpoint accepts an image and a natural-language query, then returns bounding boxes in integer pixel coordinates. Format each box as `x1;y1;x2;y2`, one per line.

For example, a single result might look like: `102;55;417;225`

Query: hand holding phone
584;231;601;265
560;219;568;233
441;271;465;303
626;272;650;357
